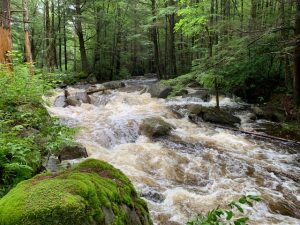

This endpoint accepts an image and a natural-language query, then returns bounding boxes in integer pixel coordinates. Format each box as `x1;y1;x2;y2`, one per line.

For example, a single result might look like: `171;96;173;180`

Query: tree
295;0;300;106
22;0;34;74
74;0;90;74
0;0;12;66
151;0;162;79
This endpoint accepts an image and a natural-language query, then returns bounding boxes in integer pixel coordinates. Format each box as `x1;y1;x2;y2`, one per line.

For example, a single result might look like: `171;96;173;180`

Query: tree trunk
45;0;55;71
168;0;177;77
93;6;101;71
63;2;67;71
51;0;57;69
58;0;62;71
75;0;89;74
22;0;34;74
151;0;161;79
0;0;12;67
295;0;300;106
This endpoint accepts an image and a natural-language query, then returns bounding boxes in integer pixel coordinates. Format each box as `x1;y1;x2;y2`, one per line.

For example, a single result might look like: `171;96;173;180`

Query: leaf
226;210;234;220
234;217;249;225
231;202;244;213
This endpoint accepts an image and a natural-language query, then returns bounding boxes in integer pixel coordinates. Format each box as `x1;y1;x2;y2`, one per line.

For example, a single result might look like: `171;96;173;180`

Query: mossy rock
140;117;173;138
0;159;153;225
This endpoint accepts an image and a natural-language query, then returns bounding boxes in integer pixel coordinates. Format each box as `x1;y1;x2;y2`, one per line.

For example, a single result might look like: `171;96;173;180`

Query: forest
0;0;300;225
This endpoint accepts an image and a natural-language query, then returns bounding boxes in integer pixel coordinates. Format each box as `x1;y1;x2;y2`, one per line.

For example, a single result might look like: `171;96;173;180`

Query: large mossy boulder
0;159;153;225
140;117;173;138
188;105;241;127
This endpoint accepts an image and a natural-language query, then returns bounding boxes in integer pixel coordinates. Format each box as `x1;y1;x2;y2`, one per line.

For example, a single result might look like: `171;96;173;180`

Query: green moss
0;159;152;225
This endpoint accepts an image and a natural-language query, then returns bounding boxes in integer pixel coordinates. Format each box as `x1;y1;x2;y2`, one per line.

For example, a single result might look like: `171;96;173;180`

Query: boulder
75;91;91;104
188;105;241;127
252;106;286;122
140;117;173;138
148;83;173;99
65;96;81;106
175;89;188;96
54;95;67;107
102;81;125;89
0;159;153;225
43;155;60;173
58;143;88;161
184;89;211;102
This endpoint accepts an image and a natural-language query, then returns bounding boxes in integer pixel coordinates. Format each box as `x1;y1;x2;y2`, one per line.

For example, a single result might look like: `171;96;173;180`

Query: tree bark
151;0;161;79
168;0;177;77
22;0;34;74
0;0;12;67
58;0;62;71
295;0;300;106
75;0;90;73
63;1;67;71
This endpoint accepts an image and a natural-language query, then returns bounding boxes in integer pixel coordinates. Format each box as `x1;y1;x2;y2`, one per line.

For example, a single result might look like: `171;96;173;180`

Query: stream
47;78;300;225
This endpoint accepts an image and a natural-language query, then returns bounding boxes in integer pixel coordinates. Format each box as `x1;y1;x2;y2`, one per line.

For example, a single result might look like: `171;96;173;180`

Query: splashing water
46;80;300;225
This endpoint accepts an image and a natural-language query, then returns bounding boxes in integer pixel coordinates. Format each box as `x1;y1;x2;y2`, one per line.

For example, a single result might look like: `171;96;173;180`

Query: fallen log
188;117;300;145
214;124;300;145
86;87;108;95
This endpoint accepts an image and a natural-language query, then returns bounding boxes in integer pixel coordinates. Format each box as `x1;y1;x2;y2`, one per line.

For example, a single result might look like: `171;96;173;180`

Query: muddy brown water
47;80;300;225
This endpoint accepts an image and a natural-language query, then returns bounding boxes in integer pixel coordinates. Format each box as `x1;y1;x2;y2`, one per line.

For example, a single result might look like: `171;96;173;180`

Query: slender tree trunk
75;0;89;73
51;0;57;69
45;0;54;71
168;0;177;77
0;0;12;67
151;0;161;79
73;30;77;72
93;6;101;71
295;0;300;106
22;0;34;74
58;0;62;71
63;2;67;71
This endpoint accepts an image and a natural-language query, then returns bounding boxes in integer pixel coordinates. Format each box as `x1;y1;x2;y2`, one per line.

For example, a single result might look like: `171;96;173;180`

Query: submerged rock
58;143;88;161
0;159;153;225
188;105;241;127
140;117;173;138
148;83;173;99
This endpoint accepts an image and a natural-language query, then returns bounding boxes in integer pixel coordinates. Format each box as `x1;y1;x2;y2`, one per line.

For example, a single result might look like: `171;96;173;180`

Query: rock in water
54;95;67;107
140;117;173;138
58;143;88;161
65;96;81;106
102;81;125;89
148;83;173;99
0;159;153;225
188;105;241;127
184;89;211;102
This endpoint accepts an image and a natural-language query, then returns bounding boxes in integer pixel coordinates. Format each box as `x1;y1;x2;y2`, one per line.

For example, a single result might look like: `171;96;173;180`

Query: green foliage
187;195;262;225
0;61;75;197
161;73;196;97
0;159;152;225
175;1;207;36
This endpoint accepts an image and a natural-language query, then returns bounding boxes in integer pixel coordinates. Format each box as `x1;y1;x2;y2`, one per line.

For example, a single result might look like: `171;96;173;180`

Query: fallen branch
86;87;109;95
214;124;300;145
186;116;300;145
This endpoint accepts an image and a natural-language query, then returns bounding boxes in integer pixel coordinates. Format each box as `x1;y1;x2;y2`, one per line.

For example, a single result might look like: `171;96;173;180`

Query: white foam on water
46;85;300;225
